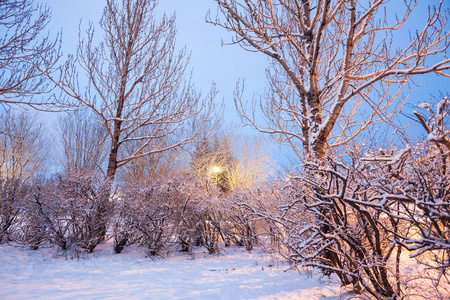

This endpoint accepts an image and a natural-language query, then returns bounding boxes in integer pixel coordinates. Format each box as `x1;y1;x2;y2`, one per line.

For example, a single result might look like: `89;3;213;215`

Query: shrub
19;174;114;253
0;179;26;243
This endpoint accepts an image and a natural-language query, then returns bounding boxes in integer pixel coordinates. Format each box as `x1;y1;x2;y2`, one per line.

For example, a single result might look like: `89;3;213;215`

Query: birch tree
55;0;216;182
0;0;60;109
210;0;450;160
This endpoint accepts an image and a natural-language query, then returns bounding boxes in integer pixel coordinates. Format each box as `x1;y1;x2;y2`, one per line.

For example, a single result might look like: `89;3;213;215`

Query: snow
427;129;445;143
0;242;344;300
416;103;430;109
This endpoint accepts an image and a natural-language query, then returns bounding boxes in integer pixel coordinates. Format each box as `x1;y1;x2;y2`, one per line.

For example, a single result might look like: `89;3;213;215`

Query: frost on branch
16;173;114;253
0;179;26;243
112;177;265;257
272;139;450;298
414;97;450;152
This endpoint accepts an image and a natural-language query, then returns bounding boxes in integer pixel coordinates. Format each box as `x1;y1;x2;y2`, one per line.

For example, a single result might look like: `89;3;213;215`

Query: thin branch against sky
39;0;268;124
37;0;449;140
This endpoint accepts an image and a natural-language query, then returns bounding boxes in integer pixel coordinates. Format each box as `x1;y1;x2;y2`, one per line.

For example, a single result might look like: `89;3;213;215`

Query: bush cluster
0;174;274;257
261;144;450;299
1;175;113;252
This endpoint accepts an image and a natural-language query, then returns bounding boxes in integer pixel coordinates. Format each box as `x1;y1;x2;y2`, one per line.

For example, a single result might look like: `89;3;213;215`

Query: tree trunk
106;143;119;181
307;88;325;159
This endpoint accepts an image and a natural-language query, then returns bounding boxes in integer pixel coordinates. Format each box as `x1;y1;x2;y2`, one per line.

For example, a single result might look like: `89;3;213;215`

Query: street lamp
210;166;223;174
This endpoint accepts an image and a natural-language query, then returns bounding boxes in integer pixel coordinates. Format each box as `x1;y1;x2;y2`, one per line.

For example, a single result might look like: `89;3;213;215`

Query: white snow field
0;242;347;300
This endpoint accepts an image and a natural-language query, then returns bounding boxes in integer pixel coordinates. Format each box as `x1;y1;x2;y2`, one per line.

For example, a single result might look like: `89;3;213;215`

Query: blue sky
41;0;268;125
39;0;449;149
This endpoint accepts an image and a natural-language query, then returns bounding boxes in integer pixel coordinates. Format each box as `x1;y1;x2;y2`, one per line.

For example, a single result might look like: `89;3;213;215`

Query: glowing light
211;166;223;174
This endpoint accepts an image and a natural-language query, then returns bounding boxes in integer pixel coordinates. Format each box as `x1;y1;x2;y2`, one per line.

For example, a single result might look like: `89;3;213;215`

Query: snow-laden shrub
176;182;277;254
113;178;225;256
19;182;69;250
113;181;184;256
253;147;411;298
0;179;27;243
219;200;257;251
264;98;450;299
19;174;114;253
370;143;450;297
56;174;114;252
112;178;274;256
274;140;450;299
293;159;404;298
222;188;283;252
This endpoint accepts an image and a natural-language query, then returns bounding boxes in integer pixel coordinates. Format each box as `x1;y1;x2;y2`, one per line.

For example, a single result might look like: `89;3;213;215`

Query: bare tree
116;127;181;185
225;135;272;190
0;110;48;182
55;0;216;182
0;0;60;109
0;109;48;243
190;131;234;192
57;111;107;176
209;0;450;160
190;124;272;192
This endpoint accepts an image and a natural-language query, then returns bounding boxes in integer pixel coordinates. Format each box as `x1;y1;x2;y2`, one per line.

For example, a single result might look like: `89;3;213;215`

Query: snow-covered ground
0;243;347;300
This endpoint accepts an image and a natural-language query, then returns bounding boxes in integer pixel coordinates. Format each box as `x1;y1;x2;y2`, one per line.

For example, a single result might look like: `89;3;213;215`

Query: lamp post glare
211;166;222;174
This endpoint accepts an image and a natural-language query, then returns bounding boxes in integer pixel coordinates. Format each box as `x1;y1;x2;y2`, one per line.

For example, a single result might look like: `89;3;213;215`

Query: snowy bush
0;179;27;242
113;178;215;256
113;181;184;256
177;183;274;254
55;174;114;252
295;159;404;297
369;143;450;296
274;136;450;299
18;174;114;253
221;185;292;255
220;200;257;251
112;177;271;256
19;182;68;250
400;97;450;293
223;188;283;252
